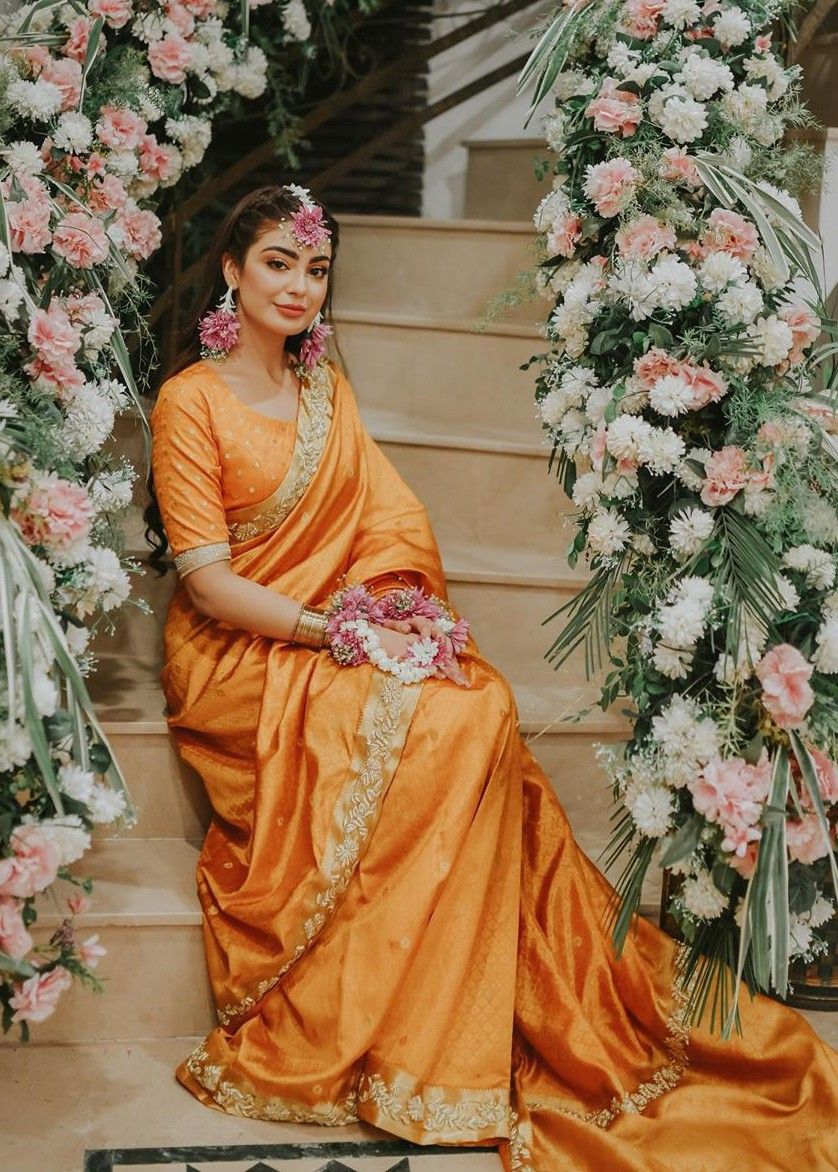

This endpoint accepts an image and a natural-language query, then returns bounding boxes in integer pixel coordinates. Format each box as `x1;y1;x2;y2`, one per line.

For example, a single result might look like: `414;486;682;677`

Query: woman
146;185;837;1171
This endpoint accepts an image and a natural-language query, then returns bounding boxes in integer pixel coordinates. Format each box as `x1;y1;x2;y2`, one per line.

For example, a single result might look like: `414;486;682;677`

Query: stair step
464;138;549;222
332;215;538;326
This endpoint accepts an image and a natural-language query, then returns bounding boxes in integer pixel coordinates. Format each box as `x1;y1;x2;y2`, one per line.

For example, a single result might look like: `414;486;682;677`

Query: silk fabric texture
149;358;838;1171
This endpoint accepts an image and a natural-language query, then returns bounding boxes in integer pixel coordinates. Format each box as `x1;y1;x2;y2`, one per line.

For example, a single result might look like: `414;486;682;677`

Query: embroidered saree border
173;541;232;578
224;359;334;544
215;670;422;1026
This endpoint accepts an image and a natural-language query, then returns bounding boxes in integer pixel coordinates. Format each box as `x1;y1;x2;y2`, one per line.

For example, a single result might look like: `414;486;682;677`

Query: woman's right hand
370;623;470;687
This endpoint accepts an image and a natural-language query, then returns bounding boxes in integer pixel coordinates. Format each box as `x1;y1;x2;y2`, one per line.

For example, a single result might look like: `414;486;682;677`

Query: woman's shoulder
151;360;215;422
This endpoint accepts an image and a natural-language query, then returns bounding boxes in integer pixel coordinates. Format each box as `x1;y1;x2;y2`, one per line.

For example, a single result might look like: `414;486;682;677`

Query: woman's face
222;219;332;340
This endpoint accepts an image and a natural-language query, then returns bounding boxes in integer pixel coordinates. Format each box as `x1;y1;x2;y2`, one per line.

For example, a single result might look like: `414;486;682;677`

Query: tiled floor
85;1144;500;1170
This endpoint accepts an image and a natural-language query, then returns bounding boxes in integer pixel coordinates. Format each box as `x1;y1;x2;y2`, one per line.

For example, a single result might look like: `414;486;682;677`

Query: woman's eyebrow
261;245;331;263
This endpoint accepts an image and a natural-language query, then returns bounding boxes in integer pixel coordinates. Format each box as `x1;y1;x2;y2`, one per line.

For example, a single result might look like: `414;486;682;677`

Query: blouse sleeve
150;374;231;579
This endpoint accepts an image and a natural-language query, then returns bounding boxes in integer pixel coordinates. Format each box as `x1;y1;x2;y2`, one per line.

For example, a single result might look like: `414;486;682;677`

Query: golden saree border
216;670;423;1026
523;955;691;1130
224;358;334;544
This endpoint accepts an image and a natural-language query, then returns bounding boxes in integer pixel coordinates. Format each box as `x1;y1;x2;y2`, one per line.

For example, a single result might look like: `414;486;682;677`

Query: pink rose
616;214;676;261
148;33;193;84
633;347;683;389
585;78;642;138
786;814;830;865
780;304;820;366
700;445;749;506
10;472;94;553
27;305;81;361
583;157;640;218
79;933;107;968
701;209;759;262
138;134;180;184
546;212;582;259
39;56;82;111
683;361;728;409
52;212;110;269
88;0;133;28
95;105;147;150
755;644;814;730
0;826;60;899
9;966;72;1024
0;897;34;960
117;205;162;260
622;0;667;38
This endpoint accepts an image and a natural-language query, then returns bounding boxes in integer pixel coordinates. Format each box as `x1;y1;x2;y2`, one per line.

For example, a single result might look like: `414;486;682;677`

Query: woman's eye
311;267;329;278
268;259;287;270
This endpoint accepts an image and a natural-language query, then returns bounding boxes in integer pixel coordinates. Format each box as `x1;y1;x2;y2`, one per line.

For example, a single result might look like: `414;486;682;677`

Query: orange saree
149;356;838;1171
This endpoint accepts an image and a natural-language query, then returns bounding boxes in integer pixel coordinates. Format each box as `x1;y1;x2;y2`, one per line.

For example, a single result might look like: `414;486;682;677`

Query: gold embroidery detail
185;1041;359;1125
173;541;231;577
524;956;691;1130
507;1107;535;1172
217;670;423;1025
356;1068;509;1141
225;360;333;544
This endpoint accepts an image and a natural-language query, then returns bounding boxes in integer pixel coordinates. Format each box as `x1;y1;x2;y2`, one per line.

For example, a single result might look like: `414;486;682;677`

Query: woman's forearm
183;562;307;641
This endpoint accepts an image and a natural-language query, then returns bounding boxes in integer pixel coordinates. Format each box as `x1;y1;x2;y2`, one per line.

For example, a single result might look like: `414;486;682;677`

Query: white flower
750;246;787;291
553;69;595;99
789;918;814;959
712;5;751;48
627;787;675;836
588;508;631;556
607;43;640;74
62;383;116;461
724;135;753;171
681;869;728;920
748;315;793;366
533;186;570;233
88;467;135;512
7;77;63;120
662;0;701;27
606;414;652;460
538;388;567;428
659;95;707;144
31;814;91;866
609;261;658;322
86;546;131;613
87;783;127;824
571;470;602;511
699;250;747;293
814;616;838;673
657;598;708;648
652;695;719;785
31;669;58;717
585;383;614;426
0;243;8;278
649;254;697;312
678;53;734;100
676;447;710;491
809;896;835;930
0;278;26;322
59;764;96;804
132;10;166;41
281;0;311;41
53;112;93;154
653;643;693;678
743;54;791;101
638;426;685;474
649;374;693;416
783;545;836;591
716;281;764;326
670;507;715;559
721;83;767;134
805;499;838;546
544;112;566;152
2;140;45;176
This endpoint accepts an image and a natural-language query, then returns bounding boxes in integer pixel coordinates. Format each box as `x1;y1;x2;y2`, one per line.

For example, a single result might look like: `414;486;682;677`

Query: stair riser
333;219;539;326
465;143;549;222
12;731;642;1045
338;317;543;439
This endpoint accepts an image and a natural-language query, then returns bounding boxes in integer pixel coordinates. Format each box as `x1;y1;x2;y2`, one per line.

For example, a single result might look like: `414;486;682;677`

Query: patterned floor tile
84;1141;503;1171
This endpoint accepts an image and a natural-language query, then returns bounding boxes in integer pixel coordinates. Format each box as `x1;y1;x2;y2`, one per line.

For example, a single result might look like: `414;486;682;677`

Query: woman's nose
285;267;307;293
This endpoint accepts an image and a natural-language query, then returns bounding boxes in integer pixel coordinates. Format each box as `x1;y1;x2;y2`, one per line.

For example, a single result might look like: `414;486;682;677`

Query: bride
144;183;837;1171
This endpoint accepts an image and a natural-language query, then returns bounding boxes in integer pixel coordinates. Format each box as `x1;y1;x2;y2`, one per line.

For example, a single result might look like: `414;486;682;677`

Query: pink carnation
164;0;196;37
0;826;60;899
85;152;107;177
198;307;240;355
88;174;129;212
808;746;838;807
95;105;147;150
182;0;218;15
23;353;86;396
683;361;728;409
10;472;94;553
148;33;193;84
755;643;814;730
27;305;81;361
0;897;34;960
786;814;830;865
585;78;642;138
52;212;110;269
9;966;72;1024
633;347;683;389
616;214;676;261
583;157;640;218
622;0;667;38
780;304;820;366
117;206;162;260
700;445;749;506
702;209;759;262
6;197;52;255
138;134;180;184
88;0;133;28
546;212;583;259
39;56;82;110
659;147;702;188
62;16;103;64
688;751;772;856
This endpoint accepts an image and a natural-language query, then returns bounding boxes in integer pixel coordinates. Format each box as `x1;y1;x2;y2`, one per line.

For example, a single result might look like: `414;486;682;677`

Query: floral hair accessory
283;183;331;249
198;283;239;359
298;312;334;370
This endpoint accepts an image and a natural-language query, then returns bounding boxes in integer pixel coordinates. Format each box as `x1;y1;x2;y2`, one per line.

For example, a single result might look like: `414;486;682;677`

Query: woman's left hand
377;614;468;685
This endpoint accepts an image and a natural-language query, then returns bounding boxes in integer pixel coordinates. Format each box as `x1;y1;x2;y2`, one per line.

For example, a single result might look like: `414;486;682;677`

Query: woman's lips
276;304;306;318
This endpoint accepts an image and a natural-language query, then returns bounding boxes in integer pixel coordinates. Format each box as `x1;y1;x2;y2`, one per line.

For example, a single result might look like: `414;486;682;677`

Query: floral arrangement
519;0;838;1030
0;0;372;1038
325;583;470;684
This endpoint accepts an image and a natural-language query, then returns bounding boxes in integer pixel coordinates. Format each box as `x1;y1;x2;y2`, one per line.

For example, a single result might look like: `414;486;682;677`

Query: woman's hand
374;616;470;687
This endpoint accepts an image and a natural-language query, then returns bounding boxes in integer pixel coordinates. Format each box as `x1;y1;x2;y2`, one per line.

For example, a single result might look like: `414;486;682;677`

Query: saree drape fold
150;358;838;1171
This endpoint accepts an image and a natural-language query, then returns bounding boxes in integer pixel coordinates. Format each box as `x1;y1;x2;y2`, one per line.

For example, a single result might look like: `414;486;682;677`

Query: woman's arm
182;560;305;641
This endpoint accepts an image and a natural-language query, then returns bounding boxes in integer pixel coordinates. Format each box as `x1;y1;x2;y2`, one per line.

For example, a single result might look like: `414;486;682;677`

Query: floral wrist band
322;582;470;684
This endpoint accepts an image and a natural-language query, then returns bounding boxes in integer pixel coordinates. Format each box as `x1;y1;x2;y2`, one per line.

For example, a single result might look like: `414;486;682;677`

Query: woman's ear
220;253;238;290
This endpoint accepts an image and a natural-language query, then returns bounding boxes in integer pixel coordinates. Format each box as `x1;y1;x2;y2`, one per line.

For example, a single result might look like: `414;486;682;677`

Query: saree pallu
153;358;838;1171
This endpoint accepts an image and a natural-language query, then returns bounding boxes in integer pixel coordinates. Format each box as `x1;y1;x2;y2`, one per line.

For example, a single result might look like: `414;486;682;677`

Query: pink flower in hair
198;307;240;356
291;204;331;248
298;320;333;369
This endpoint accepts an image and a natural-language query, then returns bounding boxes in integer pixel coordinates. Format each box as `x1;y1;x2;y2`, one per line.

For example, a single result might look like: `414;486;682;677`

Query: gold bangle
291;604;328;649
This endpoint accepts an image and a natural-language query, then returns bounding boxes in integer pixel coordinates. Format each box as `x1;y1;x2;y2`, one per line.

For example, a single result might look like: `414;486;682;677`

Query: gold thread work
173;541;232;577
355;1068;510;1142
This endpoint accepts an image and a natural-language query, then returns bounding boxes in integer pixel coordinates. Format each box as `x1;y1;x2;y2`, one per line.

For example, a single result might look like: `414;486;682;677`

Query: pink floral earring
298;311;333;371
198;283;240;360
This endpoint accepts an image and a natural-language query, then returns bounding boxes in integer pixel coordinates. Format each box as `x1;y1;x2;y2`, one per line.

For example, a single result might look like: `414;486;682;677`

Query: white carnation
86;545;131;613
588;508;631;556
571;470;602;511
699;250;747;293
62;383;116;461
653;643;693;679
7;77;63;120
814;616;838;674
712;6;751;48
724;135;753;172
748;314;793;366
609;261;658;322
676;447;710;491
652;695;719;785
2;140;45;176
716;281;764;326
627;787;675;836
553;69;596;100
606;414;652;460
662;0;701;27
657;597;708;648
783;545;836;591
534;187;571;233
0;278;26;322
681;868;728;920
59;763;96;804
649;374;693;416
53;112;93;154
537;388;567;429
638;427;685;474
678;53;734;100
659;95;707;144
669;507;715;559
87;783;127;824
281;0;311;41
0;243;8;278
650;254;697;312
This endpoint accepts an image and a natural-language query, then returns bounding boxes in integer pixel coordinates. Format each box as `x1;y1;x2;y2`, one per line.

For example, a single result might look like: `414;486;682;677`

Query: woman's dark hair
142;184;340;576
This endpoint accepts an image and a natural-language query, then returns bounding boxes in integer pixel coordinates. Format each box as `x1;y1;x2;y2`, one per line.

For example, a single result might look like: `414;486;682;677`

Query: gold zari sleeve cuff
174;541;232;578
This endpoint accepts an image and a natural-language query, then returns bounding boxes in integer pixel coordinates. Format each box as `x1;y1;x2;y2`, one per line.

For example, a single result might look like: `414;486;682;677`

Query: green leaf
0;952;37;979
590;327;623;355
660;816;703;867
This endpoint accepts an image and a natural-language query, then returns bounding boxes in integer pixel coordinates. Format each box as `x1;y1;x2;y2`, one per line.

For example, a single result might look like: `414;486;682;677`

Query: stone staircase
4;204;835;1171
